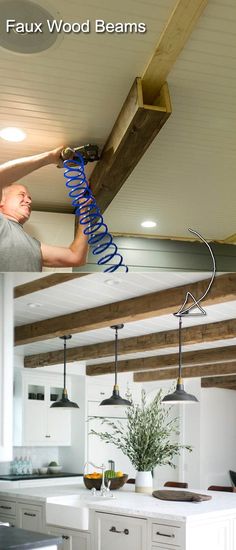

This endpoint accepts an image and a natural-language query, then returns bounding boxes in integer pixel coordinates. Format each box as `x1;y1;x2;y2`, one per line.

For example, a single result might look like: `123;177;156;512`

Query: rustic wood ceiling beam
15;273;235;346
86;345;236;376
142;0;208;104
201;375;236;389
14;273;89;299
134;361;236;383
89;0;208;213
15;273;236;346
88;79;171;214
24;318;236;369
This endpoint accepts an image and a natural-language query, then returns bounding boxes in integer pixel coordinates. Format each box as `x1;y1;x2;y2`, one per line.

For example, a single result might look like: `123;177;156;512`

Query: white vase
135;471;153;494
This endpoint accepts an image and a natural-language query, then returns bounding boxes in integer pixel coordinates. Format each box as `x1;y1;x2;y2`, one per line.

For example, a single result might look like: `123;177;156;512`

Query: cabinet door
94;512;147;550
47;409;71;445
0;514;16;527
17;503;43;532
48;526;90;550
24;400;47;444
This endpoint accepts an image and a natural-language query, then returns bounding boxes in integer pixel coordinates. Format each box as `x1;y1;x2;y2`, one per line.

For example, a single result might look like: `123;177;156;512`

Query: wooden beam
89;0;208;213
89;78;171;213
134;362;236;383
24;318;236;368
15;273;236;346
201;375;236;390
14;273;89;299
142;0;208;104
86;345;236;376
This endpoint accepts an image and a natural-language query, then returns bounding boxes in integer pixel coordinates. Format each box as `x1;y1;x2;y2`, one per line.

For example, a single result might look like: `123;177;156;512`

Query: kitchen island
0;524;61;549
0;483;236;550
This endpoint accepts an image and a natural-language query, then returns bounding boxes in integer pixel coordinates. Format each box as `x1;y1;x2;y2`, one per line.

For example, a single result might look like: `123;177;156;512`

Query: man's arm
0;146;63;191
41;218;89;268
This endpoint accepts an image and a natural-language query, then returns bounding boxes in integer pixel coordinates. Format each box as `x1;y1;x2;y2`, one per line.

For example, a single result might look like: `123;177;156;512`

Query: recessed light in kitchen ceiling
27;302;42;308
0;127;26;142
141;221;157;228
0;0;61;54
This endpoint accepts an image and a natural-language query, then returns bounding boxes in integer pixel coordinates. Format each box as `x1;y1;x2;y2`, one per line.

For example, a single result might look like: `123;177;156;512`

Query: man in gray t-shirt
0;147;88;272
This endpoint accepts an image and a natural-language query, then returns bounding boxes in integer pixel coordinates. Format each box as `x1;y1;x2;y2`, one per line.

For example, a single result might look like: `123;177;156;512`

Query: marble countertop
0;525;61;549
1;484;236;523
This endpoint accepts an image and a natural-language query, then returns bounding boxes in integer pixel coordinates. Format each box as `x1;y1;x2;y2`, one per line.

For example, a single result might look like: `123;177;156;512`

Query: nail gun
58;144;100;167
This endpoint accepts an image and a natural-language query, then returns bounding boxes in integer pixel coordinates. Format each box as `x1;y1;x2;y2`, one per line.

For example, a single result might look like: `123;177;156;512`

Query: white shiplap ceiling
1;0;235;242
14;273;236;366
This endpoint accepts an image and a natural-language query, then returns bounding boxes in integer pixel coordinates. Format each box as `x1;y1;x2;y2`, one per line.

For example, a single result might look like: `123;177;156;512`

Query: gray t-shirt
0;213;42;271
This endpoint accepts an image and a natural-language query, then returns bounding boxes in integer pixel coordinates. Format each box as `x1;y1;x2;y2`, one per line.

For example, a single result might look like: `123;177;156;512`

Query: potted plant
89;389;192;493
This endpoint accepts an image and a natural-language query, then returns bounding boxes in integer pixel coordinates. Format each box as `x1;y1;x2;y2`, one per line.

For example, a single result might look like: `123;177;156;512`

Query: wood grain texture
14;273;89;299
142;0;209;103
134;361;236;382
24;318;236;368
89;78;171;213
15;273;236;346
86;345;236;376
201;375;236;389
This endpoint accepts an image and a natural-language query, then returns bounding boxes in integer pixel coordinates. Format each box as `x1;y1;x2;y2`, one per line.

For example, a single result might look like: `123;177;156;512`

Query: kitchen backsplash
0;447;59;474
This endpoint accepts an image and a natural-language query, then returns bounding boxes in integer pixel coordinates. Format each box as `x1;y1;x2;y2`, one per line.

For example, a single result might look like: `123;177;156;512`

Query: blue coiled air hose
63;154;129;272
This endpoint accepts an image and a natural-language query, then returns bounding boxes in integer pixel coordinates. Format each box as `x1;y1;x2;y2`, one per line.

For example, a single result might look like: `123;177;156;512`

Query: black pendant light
100;324;131;406
50;335;79;409
162;316;198;404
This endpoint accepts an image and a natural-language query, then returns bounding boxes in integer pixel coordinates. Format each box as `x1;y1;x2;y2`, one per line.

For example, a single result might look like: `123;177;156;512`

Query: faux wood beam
86;345;236;376
24;318;236;368
15;273;236;346
134;361;236;383
14;273;89;299
89;0;208;213
142;0;208;104
201;375;236;390
89;78;171;213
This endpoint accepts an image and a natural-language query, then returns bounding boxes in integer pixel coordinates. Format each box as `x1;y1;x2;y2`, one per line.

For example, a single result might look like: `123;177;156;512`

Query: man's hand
47;145;65;165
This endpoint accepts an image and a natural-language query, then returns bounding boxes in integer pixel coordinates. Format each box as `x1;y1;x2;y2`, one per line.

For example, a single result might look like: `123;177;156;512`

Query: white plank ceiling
14;273;236;366
1;0;235;241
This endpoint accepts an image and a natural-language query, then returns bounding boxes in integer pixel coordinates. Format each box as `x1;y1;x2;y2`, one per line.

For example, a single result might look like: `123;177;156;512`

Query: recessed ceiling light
0;127;26;142
141;221;157;228
27;302;42;308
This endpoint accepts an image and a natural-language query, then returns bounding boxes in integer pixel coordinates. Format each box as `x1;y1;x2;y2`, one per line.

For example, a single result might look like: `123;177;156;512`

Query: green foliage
89;389;192;471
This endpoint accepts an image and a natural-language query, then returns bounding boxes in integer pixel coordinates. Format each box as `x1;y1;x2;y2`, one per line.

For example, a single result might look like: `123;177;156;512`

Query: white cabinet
152;521;184;547
0;274;13;461
14;370;71;446
0;498;16;526
17;502;44;533
48;525;90;550
94;511;147;550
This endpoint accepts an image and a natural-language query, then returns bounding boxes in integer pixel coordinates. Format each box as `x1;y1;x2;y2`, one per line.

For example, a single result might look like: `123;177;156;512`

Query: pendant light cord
114;327;118;386
63;337;66;392
178;316;183;382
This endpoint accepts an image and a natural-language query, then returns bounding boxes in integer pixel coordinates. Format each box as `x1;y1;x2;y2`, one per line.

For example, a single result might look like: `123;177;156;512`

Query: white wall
143;378;236;490
200;387;236;488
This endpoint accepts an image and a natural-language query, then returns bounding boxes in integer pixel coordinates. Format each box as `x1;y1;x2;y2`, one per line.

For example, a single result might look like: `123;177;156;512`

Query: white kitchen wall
143;378;236;490
200;387;236;488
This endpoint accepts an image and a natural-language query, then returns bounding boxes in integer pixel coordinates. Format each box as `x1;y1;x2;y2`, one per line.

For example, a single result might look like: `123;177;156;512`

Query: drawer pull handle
109;526;129;535
0;505;12;510
156;531;175;538
45;435;51;438
24;512;36;517
62;535;70;540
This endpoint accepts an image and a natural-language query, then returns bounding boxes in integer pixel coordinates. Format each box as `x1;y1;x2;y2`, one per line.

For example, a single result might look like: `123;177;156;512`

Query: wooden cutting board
152;490;212;502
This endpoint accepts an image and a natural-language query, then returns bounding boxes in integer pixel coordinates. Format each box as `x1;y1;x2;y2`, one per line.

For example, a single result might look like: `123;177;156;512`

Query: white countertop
1;484;236;523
